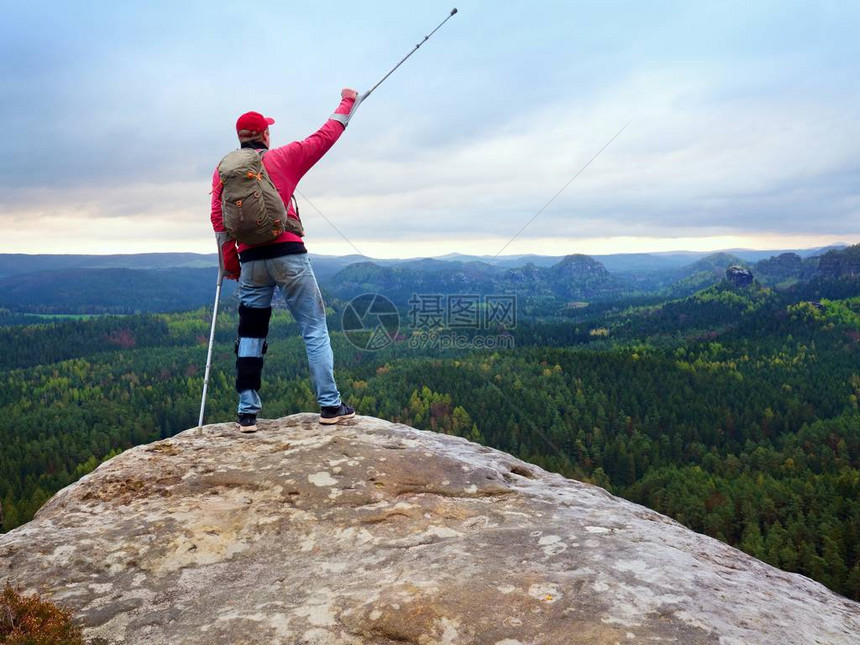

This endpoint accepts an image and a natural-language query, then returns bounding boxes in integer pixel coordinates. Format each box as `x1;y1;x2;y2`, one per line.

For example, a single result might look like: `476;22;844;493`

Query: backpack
217;149;304;245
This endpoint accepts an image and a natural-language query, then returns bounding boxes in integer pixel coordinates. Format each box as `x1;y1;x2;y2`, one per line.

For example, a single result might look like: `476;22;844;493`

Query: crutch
347;8;458;121
197;236;227;435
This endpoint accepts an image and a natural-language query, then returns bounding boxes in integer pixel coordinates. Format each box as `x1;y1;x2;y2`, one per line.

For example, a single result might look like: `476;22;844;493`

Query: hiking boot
236;413;258;433
319;403;356;425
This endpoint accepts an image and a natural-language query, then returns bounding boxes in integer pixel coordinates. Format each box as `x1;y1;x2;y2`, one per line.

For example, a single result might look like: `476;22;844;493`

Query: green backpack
217;149;304;245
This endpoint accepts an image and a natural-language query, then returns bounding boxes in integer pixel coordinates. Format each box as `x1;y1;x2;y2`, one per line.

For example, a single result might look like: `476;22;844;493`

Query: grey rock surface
725;265;754;287
1;414;858;644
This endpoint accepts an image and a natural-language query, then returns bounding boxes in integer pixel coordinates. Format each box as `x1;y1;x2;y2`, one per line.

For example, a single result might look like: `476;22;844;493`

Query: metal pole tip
451;8;458;15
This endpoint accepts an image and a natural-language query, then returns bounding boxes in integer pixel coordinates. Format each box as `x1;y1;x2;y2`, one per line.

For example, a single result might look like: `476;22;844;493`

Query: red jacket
211;95;355;254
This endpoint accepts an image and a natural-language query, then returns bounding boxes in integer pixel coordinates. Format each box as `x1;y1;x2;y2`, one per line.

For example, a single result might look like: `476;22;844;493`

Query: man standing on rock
210;89;358;433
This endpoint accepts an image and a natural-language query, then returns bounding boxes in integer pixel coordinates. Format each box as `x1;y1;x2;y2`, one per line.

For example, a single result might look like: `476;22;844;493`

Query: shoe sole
319;412;356;425
237;423;258;433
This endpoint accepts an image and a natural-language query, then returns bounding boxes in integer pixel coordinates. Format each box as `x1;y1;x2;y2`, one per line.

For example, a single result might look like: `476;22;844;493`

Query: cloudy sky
1;0;858;258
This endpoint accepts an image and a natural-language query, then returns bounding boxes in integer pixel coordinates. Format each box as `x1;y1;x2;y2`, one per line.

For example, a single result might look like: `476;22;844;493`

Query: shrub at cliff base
0;583;84;645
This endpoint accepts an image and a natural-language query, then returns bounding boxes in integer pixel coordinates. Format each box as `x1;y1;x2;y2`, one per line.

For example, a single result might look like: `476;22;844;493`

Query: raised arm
268;89;357;183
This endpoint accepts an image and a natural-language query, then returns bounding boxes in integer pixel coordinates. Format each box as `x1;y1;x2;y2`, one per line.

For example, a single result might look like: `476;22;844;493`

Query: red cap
236;111;275;134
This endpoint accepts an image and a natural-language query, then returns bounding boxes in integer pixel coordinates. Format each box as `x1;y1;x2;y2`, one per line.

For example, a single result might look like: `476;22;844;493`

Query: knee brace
238;304;272;338
235;305;271;393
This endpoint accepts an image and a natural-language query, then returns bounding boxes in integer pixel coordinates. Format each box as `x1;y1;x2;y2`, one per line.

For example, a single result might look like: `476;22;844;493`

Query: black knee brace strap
235;305;272;392
238;304;272;338
236;357;264;392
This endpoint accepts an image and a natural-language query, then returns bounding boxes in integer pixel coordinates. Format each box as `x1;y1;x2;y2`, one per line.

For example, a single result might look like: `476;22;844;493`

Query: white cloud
2;2;859;256
292;67;860;244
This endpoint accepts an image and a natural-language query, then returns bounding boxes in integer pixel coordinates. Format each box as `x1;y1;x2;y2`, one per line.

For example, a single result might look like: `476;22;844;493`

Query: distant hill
0;253;218;279
680;252;749;276
743;244;860;287
328;254;623;304
0;268;237;314
816;243;860;279
432;252;566;268
0;244;855;314
713;244;848;262
658;253;748;297
592;253;684;274
327;259;499;303
753;252;808;286
544;254;622;299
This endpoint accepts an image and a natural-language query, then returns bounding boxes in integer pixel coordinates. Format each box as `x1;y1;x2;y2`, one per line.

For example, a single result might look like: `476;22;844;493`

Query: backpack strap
257;149;300;220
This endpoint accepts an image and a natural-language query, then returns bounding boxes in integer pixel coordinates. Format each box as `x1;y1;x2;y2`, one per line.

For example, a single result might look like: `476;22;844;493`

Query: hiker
210;89;358;432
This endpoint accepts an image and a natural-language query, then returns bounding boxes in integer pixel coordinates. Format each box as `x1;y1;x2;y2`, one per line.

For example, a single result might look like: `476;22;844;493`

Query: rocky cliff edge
1;414;858;644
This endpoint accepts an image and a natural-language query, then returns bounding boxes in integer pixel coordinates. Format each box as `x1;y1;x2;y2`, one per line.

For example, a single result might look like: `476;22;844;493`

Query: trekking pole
197;242;226;435
348;8;458;119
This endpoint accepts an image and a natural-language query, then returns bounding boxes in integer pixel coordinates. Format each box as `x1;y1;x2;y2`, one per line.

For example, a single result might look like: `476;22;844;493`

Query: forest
0;270;858;601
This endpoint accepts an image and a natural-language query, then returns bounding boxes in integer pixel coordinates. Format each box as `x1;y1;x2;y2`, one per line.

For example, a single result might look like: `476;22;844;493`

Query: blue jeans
236;254;341;414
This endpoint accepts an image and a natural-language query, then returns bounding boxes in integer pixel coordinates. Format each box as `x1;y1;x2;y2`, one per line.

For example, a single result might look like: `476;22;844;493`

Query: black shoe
236;413;258;433
319;403;356;425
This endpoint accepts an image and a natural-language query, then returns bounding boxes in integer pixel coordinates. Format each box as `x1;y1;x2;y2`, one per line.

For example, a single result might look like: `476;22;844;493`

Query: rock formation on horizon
817;244;860;279
1;414;858;644
726;265;754;287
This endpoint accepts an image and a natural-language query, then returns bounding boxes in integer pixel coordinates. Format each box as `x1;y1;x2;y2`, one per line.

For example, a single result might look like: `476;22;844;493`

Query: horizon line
0;241;854;262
